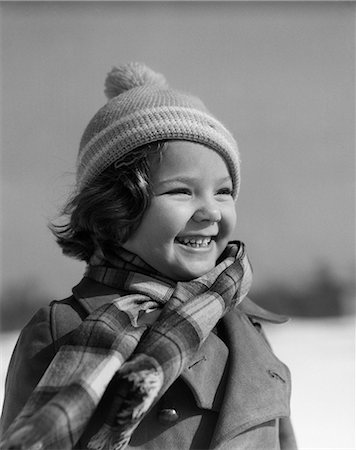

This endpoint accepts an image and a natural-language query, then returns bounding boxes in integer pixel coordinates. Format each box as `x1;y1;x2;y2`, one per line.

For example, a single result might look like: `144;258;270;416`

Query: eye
216;187;233;196
166;188;192;196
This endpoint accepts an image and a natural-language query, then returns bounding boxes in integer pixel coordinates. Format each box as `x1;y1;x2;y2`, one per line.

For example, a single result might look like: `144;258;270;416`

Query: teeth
177;237;212;247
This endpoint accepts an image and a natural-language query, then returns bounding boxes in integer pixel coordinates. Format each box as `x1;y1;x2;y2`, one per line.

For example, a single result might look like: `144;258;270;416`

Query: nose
192;206;221;223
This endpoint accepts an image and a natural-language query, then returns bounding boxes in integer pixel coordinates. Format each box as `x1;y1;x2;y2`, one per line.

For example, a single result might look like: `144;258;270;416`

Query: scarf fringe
88;424;130;450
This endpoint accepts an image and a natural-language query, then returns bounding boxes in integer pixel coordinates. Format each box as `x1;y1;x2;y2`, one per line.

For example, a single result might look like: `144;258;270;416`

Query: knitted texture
76;62;241;198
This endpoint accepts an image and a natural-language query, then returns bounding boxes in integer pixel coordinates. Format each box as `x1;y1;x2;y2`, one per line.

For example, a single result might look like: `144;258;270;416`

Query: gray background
1;1;354;301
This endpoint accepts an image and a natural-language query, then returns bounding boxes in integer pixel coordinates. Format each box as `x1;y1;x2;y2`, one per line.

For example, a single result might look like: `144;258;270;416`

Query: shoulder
10;295;86;366
222;296;289;350
27;275;130;346
9;306;54;367
20;295;87;350
6;295;86;378
48;296;87;349
236;296;289;324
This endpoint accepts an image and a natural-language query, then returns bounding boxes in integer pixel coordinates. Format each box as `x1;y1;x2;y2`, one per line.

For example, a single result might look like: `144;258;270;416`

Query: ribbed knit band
76;64;241;198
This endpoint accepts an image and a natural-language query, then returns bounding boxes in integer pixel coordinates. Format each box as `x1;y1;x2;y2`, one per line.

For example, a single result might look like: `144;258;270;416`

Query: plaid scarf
1;241;252;450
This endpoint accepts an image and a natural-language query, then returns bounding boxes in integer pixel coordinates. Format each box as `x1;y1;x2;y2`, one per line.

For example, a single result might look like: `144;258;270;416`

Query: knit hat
76;62;241;198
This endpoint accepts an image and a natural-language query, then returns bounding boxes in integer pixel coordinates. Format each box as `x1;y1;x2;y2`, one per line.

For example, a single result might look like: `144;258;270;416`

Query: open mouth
175;236;214;248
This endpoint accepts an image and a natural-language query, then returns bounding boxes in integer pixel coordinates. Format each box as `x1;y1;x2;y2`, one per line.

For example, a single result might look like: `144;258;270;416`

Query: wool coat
0;276;298;449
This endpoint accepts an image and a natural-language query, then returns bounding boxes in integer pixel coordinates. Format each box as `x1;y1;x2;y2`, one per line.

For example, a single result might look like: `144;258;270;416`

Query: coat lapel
181;331;229;412
210;310;291;449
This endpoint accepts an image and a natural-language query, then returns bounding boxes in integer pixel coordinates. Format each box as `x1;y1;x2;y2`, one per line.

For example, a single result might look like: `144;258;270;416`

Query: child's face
122;141;237;281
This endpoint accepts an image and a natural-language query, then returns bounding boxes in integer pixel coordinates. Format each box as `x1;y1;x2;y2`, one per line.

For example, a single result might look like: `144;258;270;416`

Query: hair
50;142;165;262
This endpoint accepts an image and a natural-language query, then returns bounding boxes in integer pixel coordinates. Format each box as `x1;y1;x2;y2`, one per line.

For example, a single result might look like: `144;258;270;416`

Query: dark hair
50;142;165;262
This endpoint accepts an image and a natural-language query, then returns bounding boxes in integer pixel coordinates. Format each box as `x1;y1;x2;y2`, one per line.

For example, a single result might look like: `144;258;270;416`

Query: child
0;62;297;450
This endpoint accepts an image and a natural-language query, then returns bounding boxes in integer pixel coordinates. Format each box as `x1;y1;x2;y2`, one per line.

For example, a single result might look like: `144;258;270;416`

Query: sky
0;1;355;301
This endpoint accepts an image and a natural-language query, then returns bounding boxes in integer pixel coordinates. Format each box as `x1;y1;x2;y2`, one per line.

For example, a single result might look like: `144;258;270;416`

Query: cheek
148;200;191;238
222;204;237;236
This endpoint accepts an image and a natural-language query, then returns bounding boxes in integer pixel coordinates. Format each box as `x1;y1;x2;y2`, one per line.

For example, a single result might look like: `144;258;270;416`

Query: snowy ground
265;316;355;450
1;316;355;449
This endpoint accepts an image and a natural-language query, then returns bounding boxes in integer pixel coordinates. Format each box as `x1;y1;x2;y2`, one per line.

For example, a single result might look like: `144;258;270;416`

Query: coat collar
72;276;125;312
237;296;289;323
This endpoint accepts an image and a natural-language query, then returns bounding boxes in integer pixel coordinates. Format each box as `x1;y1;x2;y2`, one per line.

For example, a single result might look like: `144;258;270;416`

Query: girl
0;62;297;449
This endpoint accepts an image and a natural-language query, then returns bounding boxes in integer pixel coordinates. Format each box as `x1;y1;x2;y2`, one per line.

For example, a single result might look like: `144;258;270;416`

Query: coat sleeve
0;307;55;436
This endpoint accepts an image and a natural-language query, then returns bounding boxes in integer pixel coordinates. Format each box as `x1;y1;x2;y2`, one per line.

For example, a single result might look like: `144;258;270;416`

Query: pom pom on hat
104;62;169;99
78;62;241;198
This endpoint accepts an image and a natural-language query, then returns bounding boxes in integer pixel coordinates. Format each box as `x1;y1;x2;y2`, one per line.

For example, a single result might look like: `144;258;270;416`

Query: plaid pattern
1;241;252;450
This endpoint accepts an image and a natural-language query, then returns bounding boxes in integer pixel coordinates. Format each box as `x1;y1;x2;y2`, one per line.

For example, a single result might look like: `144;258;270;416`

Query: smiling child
0;62;297;450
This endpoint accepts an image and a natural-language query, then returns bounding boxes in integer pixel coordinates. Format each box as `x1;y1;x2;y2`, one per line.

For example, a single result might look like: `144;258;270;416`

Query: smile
175;236;213;248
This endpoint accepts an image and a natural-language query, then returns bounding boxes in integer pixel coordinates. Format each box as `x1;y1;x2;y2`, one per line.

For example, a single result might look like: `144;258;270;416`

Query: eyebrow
157;176;232;185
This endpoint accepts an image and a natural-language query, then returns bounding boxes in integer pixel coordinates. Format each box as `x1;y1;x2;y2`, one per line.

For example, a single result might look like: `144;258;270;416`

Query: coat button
157;408;180;424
